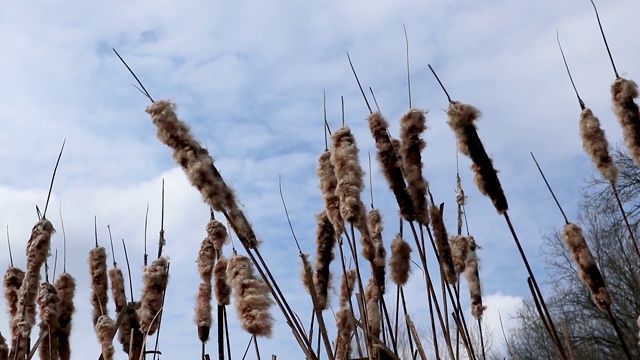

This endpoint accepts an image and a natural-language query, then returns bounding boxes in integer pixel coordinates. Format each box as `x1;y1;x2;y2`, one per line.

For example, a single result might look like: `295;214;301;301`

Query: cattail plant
400;108;430;225
88;246;109;326
96;315;116;360
335;269;357;360
365;278;381;339
367;111;415;221
14;219;55;359
580;108;619;183
3;266;24;356
226;253;274;337
368;209;387;293
145;100;258;248
118;301;142;356
317;150;345;235
389;234;411;286
0;333;7;360
450;235;469;275
207;219;228;252
313;210;335;310
430;205;457;284
138;256;169;335
464;237;485;320
195;227;217;343
37;282;60;360
213;257;231;306
53;272;75;360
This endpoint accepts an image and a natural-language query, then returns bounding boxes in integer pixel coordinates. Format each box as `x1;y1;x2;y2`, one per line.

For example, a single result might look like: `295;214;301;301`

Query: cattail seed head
227;254;274;337
313;210;335;310
4;267;24;352
368;209;387;293
464;237;486;319
54;272;75;360
213;257;231;306
331;126;367;226
145;100;258;248
109;268;127;314
447;101;508;214
317;151;345;235
195;282;212;343
390;234;412;286
365;278;381;339
611;78;640;168
138;257;169;335
580;108;618;184
562;223;612;311
339;269;357;308
368;112;415;221
88;246;109;326
400;109;430;224
334;308;354;360
450;235;470;274
118;301;143;355
206;220;228;252
37;282;60;360
300;253;313;293
430;205;457;284
197;237;216;283
96;315;116;360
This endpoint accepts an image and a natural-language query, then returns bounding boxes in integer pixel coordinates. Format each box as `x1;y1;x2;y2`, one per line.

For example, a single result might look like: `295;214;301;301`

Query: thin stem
346;53;372;113
477;319;486;360
52;250;58;280
112;48;155;102
217;305;224;360
589;0;619;78
157;179;165;259
42;139;65;219
278;176;302;253
121;239;135;302
253;335;262;360
530;153;570;224
144;203;149;267
323;90;329;151
368;87;380;112
241;336;252;360
59;203;66;272
94;215;98;247
403;23;412;109
605;307;632;360
556;30;585;110
428;65;452;103
368;152;374;209
107;225;117;267
151;262;170;360
341;96;345;127
6;225;13;267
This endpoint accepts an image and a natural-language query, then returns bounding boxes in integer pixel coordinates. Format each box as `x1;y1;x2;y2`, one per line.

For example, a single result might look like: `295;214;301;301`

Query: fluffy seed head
195;282;212;342
580;108;618;184
400;109;430;224
390;234;412;286
37;282;60;360
109;268;127;314
464;237;486;319
430;205;457;284
447;102;508;214
88;246;109;326
96;315;116;360
611;78;640;168
206;220;228;252
117;302;143;355
562;223;612;311
339;269;357;308
213;257;231;306
4;267;24;321
368;209;387;293
313;210;335;310
450;235;470;274
331;126;367;225
54;272;76;360
197;237;217;283
227;254;274;337
138;257;169;335
317;151;345;235
334;308;354;360
365;278;381;339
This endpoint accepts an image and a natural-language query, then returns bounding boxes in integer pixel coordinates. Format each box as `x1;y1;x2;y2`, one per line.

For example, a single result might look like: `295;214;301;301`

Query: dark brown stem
346;53;372;114
605;306;632;360
589;0;619;78
530;153;570;224
611;184;640;261
556;30;585;110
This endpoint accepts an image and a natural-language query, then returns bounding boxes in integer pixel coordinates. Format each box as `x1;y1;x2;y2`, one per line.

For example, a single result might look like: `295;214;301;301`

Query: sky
0;0;639;359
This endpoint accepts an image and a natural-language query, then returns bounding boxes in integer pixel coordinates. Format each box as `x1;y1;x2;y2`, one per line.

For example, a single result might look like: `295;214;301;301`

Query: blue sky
0;0;639;358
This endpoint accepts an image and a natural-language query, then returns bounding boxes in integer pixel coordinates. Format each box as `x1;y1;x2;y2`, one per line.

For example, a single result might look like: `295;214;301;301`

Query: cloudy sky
1;0;639;358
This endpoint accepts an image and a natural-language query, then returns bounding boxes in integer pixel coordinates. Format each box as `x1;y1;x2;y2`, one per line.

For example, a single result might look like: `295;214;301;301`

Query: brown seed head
96;315;116;360
37;282;60;360
562;223;612;311
339;269;357;308
195;282;212;342
54;272;76;360
430;205;457;284
313;210;335;310
331;126;367;225
206;220;228;252
389;234;412;286
450;235;470;274
88;246;109;326
317;151;345;235
138;257;169;335
197;237;216;283
400;109;430;224
464;237;486;319
109;268;127;314
213;257;231;306
447;101;508;214
368;209;387;293
580;108;618;184
611;78;640;168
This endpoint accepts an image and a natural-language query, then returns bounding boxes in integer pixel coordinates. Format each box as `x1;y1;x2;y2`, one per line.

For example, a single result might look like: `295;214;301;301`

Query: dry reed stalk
611;78;640;168
145;100;258;248
580;108;618;184
313;210;335;310
53;272;75;360
138;256;169;335
368;209;387;293
317;151;345;235
3;267;23;356
227;254;274;337
195;232;217;343
562;223;611;311
464;237;486;319
430;205;457;284
0;332;7;360
330;126;367;230
367;112;415;221
365;278;381;339
450;235;470;274
109;268;127;314
207;220;228;252
447;102;508;214
15;219;55;358
88;246;109;326
213;257;231;306
389;234;411;286
400;109;430;225
37;282;60;360
96;315;116;360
